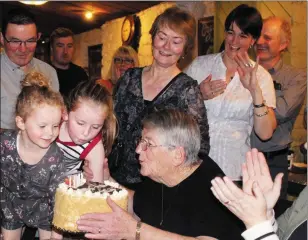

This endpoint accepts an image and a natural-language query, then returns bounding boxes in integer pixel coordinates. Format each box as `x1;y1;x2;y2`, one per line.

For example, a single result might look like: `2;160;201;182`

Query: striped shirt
56;133;102;175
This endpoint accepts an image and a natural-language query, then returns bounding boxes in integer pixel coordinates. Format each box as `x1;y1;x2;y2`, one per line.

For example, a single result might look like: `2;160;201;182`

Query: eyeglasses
3;35;37;49
138;138;175;152
114;57;134;65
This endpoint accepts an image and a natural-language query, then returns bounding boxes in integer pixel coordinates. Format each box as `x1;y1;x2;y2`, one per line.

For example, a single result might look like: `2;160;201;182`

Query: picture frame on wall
198;16;214;56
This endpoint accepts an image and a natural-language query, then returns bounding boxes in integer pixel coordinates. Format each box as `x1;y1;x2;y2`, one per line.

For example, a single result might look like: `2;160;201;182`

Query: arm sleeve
50;68;60;92
241;221;279;240
275;70;307;123
184;83;210;155
277;186;308;238
257;68;276;109
48;153;66;220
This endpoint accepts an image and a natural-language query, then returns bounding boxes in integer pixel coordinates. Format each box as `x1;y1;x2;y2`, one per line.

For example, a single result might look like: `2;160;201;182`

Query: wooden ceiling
0;1;161;35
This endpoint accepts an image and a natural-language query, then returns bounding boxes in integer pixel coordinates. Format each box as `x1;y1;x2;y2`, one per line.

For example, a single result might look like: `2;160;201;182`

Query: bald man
251;16;307;199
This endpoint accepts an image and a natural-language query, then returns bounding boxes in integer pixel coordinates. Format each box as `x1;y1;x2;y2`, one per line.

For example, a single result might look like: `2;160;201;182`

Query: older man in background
251;16;307;199
1;8;59;130
50;27;88;99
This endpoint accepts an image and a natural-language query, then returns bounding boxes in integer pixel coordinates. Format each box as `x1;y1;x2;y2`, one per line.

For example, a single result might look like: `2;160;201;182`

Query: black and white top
56;133;102;175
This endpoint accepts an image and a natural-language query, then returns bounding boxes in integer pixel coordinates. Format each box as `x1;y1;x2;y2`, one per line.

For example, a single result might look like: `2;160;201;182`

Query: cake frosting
52;173;128;232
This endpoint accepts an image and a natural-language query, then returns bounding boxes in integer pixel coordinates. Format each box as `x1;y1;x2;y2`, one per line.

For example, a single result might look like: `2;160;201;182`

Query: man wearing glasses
0;8;59;130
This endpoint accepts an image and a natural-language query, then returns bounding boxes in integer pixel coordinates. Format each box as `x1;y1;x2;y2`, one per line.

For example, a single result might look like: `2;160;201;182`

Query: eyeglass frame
113;57;134;65
2;35;38;49
137;138;176;152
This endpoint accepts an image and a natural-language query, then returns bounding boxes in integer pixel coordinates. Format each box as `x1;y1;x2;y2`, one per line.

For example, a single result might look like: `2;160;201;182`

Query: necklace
159;184;180;226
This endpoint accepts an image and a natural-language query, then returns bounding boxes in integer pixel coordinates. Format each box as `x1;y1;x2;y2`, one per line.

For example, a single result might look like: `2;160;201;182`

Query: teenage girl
56;81;117;183
0;72;66;240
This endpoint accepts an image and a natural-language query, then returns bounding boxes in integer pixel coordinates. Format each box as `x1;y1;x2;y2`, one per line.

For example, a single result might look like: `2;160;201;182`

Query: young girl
56;81;117;183
0;72;66;240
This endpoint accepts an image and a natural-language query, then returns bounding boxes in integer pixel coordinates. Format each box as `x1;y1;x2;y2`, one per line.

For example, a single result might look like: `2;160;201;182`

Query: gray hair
142;109;200;165
264;16;291;52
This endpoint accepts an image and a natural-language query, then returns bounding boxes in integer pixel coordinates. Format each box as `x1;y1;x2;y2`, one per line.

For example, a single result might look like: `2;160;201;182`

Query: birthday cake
52;173;128;232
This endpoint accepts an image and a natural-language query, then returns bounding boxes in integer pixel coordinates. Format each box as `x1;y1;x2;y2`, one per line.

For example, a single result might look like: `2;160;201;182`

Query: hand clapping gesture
211;148;283;229
242;149;283;212
234;52;261;95
199;74;227;100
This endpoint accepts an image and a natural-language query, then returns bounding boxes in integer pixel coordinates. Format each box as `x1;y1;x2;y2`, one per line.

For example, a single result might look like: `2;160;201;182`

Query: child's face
19;105;62;149
66;100;107;145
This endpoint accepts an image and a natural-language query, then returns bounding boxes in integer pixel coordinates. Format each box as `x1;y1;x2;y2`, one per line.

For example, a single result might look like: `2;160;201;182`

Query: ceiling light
20;1;48;5
85;11;93;20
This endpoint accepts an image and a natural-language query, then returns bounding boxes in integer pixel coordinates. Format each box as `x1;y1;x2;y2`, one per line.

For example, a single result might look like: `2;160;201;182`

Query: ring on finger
244;63;250;67
98;228;101;234
248;62;253;68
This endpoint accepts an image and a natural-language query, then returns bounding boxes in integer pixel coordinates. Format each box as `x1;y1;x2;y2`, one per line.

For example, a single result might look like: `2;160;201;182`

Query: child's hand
103;158;111;180
83;160;93;181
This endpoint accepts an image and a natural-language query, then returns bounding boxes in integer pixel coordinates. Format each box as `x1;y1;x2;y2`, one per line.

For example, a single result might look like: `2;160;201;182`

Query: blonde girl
0;72;66;240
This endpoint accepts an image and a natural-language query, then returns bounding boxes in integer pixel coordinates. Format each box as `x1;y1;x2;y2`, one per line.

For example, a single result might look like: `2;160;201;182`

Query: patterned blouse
0;130;65;230
109;67;210;186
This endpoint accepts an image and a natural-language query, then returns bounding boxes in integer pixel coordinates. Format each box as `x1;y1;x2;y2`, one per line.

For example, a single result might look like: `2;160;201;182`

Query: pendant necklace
160;183;180;226
160;184;165;226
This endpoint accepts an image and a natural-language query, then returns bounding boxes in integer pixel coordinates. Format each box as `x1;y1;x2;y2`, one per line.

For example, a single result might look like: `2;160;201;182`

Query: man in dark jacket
50;27;88;98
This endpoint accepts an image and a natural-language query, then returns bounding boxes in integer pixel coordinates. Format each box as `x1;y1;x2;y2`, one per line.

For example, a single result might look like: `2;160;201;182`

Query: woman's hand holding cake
77;197;137;240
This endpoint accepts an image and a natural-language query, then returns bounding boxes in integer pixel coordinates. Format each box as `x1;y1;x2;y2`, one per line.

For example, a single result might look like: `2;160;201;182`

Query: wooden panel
256;2;274;19
279;1;293;14
263;1;291;20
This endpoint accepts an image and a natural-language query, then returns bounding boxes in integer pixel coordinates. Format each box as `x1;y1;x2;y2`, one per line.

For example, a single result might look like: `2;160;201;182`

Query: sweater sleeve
183;82;210;155
241;221;279;240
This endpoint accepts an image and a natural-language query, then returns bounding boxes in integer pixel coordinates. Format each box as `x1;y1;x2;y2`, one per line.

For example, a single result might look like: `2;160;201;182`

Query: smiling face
66;99;107;145
224;22;255;60
51;36;74;68
113;53;135;81
0;23;38;67
152;26;186;68
255;19;287;67
17;104;62;149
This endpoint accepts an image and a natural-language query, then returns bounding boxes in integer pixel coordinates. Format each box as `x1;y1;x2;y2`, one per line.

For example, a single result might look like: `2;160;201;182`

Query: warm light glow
20;1;48;5
85;11;93;20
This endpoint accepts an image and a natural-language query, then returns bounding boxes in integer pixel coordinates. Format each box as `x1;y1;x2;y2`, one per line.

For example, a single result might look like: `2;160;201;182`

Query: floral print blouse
109;67;210;186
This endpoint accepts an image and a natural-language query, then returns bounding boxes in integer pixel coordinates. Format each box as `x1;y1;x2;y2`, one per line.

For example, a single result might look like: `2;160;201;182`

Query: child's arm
49;152;67;238
85;140;105;183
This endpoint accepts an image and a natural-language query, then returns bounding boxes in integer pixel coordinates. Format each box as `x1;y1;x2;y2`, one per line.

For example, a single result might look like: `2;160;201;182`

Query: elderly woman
77;109;242;240
185;4;277;181
96;46;139;93
107;7;210;188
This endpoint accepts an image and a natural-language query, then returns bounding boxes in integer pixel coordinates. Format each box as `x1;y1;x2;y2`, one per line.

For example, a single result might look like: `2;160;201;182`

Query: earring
249;45;253;49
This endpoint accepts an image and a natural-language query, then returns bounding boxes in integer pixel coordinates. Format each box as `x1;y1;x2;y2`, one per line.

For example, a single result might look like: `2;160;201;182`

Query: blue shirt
1;51;59;129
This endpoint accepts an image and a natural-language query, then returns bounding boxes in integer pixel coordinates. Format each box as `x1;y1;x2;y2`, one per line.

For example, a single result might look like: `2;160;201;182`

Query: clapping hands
242;149;283;211
211;148;283;229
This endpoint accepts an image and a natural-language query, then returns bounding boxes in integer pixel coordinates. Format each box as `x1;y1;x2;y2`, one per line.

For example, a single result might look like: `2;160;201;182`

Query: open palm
242;149;283;210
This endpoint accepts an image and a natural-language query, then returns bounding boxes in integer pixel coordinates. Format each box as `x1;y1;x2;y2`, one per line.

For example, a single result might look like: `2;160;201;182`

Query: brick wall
72;28;102;69
100;2;174;80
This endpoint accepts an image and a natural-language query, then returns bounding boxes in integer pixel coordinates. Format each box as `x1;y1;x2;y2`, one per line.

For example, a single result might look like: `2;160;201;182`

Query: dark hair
150;6;196;55
50;27;74;46
67;81;117;156
224;4;262;40
2;8;37;35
